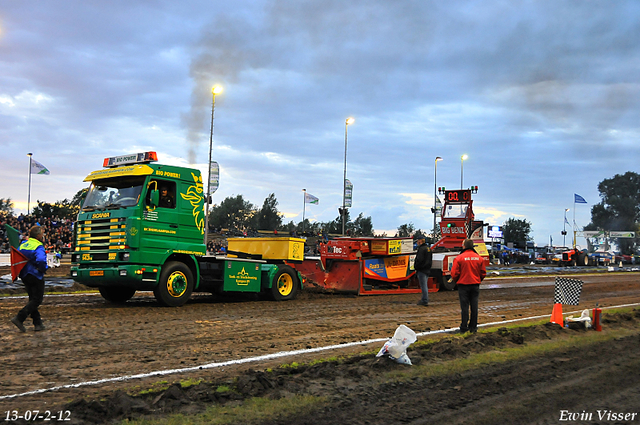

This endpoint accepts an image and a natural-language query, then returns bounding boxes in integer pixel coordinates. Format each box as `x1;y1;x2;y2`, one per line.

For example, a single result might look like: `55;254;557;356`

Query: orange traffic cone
550;303;564;325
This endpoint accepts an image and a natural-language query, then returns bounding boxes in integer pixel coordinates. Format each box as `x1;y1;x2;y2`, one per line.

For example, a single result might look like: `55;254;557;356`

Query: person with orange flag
11;225;48;332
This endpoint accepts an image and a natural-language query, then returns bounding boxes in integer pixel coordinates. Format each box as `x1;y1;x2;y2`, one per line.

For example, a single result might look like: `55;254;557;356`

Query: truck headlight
121;252;130;261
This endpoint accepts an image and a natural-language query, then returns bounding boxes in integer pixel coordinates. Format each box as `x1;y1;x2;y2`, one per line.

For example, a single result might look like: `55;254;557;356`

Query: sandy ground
1;270;639;424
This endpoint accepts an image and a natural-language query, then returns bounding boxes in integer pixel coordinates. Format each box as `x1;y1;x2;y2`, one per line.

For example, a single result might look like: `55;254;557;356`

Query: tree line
208;193;375;236
0;189;87;220
1;171;639;251
499;171;640;254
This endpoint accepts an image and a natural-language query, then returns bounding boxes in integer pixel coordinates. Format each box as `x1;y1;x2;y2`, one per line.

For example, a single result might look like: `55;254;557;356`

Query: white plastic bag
376;325;417;365
566;309;592;329
47;253;60;268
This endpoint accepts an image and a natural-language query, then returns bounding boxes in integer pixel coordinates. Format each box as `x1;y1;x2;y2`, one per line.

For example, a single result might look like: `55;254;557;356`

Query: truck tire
270;265;299;301
438;274;457;291
99;286;136;304
155;261;194;307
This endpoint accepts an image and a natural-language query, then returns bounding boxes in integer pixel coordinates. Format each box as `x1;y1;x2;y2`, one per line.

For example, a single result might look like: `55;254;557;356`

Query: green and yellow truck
71;151;303;306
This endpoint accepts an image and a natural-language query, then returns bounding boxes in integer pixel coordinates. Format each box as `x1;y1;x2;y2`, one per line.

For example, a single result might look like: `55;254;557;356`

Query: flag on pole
304;192;319;204
554;277;584;305
574;194;587;204
564;216;570;225
10;247;29;282
31;159;50;175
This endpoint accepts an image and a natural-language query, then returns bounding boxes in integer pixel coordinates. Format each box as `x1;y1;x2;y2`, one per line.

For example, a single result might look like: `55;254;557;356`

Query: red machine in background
291;187;489;295
430;187;490;290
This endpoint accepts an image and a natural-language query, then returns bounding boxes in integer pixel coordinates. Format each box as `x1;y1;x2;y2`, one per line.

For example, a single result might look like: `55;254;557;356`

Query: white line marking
1;302;638;401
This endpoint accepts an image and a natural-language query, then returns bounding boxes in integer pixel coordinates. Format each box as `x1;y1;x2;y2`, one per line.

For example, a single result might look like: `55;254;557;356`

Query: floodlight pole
204;86;222;248
27;153;33;215
342;117;354;235
302;189;306;234
433;156;442;236
563;208;569;247
460;154;468;189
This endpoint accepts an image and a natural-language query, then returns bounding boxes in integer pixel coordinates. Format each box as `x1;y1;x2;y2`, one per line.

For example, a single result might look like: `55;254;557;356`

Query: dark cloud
2;0;640;242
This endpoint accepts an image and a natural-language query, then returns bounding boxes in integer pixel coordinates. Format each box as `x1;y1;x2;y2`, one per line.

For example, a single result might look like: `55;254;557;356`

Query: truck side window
149;180;176;209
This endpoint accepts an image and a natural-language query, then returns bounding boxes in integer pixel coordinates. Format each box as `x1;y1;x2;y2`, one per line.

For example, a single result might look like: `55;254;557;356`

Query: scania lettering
71;152;303;306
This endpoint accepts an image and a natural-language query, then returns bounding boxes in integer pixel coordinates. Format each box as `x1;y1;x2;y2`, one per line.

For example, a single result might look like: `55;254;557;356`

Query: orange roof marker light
103;151;158;168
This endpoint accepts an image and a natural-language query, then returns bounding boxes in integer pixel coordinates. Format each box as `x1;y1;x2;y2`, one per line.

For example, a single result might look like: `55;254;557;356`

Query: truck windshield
443;204;468;219
82;177;145;211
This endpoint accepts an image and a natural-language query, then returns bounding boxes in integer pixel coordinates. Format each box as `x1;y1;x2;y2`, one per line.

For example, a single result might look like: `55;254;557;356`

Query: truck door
177;180;205;244
142;179;178;257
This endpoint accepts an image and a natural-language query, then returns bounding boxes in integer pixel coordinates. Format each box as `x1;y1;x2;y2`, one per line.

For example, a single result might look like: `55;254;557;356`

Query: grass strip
387;327;639;383
119;394;328;425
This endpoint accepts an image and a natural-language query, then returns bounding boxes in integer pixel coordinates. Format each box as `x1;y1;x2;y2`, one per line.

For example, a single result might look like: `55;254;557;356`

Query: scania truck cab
71;152;302;306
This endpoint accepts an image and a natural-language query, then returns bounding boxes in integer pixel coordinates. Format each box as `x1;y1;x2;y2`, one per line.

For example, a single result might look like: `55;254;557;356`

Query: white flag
304;192;319;204
31;159;50;175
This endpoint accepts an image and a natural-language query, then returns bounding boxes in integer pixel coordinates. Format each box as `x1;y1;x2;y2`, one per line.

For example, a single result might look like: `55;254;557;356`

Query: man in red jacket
451;239;486;333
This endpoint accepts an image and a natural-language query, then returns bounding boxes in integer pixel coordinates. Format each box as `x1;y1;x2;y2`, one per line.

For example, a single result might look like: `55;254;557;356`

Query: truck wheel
99;286;136;304
270;265;299;301
438;274;457;291
155;261;194;307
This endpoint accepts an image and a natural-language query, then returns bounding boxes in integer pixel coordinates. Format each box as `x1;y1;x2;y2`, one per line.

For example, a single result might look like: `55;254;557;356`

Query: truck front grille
75;217;127;260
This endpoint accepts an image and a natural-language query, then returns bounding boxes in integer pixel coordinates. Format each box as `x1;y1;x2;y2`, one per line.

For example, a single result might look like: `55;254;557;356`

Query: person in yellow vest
11;225;48;332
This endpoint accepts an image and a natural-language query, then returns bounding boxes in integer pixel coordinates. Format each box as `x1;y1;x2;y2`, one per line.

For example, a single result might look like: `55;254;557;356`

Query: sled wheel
155;261;194;307
270;265;299;301
438;274;457;291
99;286;136;304
581;253;589;266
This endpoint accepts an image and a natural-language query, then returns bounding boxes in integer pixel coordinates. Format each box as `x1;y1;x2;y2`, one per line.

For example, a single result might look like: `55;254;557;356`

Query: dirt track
1;271;640;424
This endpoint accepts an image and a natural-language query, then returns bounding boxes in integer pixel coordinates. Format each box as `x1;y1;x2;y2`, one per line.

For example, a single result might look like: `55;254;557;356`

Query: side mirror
149;189;159;207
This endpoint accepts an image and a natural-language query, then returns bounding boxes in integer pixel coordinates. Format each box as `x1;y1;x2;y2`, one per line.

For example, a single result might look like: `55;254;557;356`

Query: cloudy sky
2;1;639;246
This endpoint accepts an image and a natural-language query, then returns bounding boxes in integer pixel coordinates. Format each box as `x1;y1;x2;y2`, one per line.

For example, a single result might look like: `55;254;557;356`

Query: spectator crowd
0;213;75;255
206;239;228;255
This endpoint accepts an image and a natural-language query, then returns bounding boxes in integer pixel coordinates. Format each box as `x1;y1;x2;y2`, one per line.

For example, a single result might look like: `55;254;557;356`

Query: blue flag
574;194;587;204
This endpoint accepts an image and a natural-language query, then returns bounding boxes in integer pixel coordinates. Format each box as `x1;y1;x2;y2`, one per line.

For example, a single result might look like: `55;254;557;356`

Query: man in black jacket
414;235;432;306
